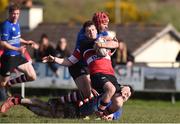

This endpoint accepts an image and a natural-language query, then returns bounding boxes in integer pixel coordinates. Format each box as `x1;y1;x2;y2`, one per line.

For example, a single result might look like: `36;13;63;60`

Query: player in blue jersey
0;4;36;88
0;85;133;121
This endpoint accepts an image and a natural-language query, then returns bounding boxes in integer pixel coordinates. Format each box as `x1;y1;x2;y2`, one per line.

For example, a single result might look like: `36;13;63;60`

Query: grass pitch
0;98;180;123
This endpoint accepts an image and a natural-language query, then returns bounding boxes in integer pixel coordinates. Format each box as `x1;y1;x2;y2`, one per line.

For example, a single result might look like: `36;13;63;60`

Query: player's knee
0;82;6;87
27;73;36;81
83;91;91;99
31;74;37;81
107;85;116;96
105;87;116;100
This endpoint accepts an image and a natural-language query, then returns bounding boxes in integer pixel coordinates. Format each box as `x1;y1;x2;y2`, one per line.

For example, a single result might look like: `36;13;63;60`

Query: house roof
115;24;165;53
132;24;180;56
22;23;180;54
22;23;82;50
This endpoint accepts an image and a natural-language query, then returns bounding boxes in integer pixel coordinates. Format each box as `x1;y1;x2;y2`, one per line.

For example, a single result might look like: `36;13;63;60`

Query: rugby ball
95;38;108;57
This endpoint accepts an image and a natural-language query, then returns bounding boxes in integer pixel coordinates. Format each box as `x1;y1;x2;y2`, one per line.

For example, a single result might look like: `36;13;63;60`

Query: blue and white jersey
98;31;109;38
0;20;21;56
76;28;109;49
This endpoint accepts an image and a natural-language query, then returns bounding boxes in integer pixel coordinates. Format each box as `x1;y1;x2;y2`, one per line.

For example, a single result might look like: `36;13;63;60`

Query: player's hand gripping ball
94;38;108;57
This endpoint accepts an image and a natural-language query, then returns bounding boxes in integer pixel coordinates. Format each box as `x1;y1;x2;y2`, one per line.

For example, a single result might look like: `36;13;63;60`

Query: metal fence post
21;83;25;98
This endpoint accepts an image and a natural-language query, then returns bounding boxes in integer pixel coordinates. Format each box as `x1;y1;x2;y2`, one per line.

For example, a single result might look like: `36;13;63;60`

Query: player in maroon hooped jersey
42;21;125;117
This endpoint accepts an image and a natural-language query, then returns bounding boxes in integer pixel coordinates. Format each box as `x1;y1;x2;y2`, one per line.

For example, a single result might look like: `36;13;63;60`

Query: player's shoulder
2;20;11;26
77;28;85;41
1;20;11;28
98;31;109;37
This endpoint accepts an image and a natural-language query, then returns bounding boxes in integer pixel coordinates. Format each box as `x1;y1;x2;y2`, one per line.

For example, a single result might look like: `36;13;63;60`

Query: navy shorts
90;73;121;94
0;54;27;76
68;62;88;80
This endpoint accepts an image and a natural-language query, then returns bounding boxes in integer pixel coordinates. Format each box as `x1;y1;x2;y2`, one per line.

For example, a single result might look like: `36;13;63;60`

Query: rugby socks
7;74;28;87
58;89;98;107
78;89;99;107
59;91;84;104
12;94;23;105
98;100;109;112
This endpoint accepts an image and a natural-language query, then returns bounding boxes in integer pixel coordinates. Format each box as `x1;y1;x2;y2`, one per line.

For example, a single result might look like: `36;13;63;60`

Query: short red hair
92;12;109;27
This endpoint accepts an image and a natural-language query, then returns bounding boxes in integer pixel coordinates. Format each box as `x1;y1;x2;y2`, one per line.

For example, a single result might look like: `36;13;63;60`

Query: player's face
9;9;20;23
85;25;97;40
58;38;67;51
121;86;131;102
42;37;49;47
98;22;109;32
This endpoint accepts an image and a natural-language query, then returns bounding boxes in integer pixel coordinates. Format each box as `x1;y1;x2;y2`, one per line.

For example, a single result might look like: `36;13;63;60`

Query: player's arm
20;38;40;50
20;38;37;47
42;55;73;66
0;40;26;53
42;48;81;66
96;41;119;49
95;37;120;49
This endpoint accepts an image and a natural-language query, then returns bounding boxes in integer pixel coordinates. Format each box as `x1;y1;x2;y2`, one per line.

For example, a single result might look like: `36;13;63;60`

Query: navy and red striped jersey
68;40;114;76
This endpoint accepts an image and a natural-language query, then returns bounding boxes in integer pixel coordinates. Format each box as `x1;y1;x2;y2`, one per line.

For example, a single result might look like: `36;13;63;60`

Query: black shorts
90;73;121;94
0;54;27;76
68;62;88;80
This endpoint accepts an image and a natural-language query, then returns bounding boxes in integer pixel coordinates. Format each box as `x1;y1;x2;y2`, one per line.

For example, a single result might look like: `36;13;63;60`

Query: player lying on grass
42;21;130;117
0;85;133;120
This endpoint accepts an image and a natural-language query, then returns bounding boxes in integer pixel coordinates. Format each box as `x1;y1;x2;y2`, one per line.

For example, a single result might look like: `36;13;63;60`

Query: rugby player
42;21;126;117
68;12;118;105
0;4;37;88
0;85;133;121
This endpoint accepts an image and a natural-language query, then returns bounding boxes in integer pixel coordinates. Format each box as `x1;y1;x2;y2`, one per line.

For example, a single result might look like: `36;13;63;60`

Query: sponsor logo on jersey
12;27;16;31
101;77;106;79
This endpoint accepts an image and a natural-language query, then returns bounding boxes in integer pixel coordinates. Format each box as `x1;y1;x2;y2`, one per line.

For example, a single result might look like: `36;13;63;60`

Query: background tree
105;0;151;24
0;0;9;22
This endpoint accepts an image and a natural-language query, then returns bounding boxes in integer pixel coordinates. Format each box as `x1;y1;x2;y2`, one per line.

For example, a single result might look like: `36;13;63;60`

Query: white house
133;24;180;67
113;23;180;67
19;5;43;30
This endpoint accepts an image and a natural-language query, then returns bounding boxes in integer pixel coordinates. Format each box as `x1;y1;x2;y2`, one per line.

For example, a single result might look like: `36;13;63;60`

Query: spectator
34;33;59;76
56;37;70;58
111;42;134;68
34;34;56;61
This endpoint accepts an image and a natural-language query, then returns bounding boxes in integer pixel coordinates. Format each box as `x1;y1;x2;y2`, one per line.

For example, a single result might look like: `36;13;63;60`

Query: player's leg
48;88;98;107
26;106;54;117
90;73;117;115
103;93;124;115
0;54;15;87
0;95;51;113
21;98;51;110
44;98;77;118
17;61;36;81
0;75;10;87
104;85;133;115
68;62;91;98
75;74;91;98
99;81;116;111
6;61;36;87
21;98;64;118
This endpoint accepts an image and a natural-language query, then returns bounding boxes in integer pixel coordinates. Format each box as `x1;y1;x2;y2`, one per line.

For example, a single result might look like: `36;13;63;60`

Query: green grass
0;98;180;123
